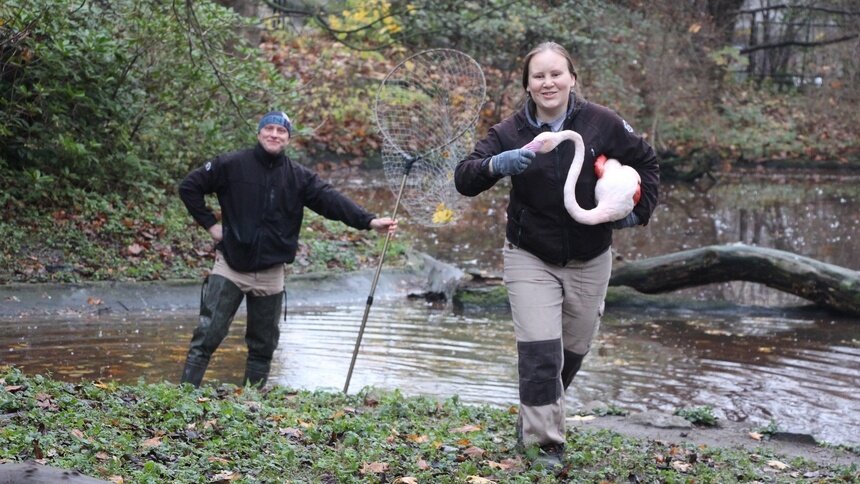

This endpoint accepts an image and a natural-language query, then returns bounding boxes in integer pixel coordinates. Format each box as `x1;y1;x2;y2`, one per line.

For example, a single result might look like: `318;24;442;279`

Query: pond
1;168;858;446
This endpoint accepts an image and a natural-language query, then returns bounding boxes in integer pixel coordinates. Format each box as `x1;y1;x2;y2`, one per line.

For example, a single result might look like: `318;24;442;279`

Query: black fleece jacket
455;96;659;266
179;144;375;272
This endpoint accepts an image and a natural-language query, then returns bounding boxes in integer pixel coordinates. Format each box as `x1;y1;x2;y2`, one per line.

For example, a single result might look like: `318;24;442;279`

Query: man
178;110;397;388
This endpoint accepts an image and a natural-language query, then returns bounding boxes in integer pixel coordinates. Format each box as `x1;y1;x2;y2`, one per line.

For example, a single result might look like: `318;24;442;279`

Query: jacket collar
253;143;286;168
515;92;584;132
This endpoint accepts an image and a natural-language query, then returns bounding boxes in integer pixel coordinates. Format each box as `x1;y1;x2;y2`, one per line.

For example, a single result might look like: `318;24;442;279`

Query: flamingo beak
523;139;544;152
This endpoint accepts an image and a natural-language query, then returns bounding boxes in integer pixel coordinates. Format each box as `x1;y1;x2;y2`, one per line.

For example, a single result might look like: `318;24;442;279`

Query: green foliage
2;367;854;483
674;405;718;426
0;0;297;198
388;0;646;113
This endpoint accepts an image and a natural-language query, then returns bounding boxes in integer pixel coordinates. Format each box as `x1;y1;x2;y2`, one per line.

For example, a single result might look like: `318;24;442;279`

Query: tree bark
609;243;860;316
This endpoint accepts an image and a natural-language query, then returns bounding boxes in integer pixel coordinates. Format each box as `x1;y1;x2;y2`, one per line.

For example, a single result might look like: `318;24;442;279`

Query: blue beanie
257;111;292;134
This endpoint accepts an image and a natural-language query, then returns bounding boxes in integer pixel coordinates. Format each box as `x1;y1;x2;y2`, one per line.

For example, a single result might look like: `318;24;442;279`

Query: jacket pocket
222;224;260;272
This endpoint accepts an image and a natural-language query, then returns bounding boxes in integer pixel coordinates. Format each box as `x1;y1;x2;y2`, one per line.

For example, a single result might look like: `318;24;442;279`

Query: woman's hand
490;148;536;176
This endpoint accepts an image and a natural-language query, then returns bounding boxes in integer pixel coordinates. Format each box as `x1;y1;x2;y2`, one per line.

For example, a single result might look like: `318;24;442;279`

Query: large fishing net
375;49;486;226
344;49;486;394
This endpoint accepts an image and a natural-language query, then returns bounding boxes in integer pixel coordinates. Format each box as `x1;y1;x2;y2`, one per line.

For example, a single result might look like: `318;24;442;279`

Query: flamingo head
522;131;567;154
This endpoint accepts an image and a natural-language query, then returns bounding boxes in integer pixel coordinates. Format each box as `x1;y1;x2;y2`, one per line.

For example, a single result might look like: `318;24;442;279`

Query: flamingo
523;130;641;225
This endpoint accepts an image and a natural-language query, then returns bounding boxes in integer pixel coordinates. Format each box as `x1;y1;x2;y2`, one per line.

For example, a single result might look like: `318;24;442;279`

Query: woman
454;42;659;467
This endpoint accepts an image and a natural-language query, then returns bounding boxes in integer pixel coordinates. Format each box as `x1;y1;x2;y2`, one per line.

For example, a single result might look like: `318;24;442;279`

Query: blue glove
611;212;640;229
490;148;536;176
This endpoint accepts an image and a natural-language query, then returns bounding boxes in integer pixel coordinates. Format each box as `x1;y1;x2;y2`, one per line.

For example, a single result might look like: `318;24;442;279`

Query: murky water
2;168;859;445
2;300;858;445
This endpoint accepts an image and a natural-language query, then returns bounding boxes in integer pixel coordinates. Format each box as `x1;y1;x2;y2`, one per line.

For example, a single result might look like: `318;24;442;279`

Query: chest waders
180;274;284;388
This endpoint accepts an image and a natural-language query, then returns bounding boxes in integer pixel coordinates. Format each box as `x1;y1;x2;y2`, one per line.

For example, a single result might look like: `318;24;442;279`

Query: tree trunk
609;243;860;316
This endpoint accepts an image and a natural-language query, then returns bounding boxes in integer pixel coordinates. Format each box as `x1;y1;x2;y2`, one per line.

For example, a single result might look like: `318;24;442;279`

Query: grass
1;367;857;483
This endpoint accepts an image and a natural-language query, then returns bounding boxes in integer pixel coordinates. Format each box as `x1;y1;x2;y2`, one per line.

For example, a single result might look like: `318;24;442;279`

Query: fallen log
609;243;860;316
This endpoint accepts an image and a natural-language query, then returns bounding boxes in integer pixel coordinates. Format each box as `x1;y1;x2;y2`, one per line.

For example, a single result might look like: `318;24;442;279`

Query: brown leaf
393;478;419;484
671;461;692;472
95;452;110;461
767;460;789;470
487;458;522;471
465;477;495;483
406;434;429;443
416;459;430;470
278;427;303;439
360;462;389;475
127;243;144;256
748;431;763;441
87;297;103;306
211;470;240;481
4;385;23;392
450;424;481;433
141;437;161;448
108;476;124;484
463;446;485;459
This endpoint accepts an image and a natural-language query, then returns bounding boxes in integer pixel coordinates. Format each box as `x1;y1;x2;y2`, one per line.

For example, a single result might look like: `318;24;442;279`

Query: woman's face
526;50;576;119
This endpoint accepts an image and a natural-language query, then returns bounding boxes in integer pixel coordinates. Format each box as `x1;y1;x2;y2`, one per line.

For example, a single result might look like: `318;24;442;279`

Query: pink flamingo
524;130;641;225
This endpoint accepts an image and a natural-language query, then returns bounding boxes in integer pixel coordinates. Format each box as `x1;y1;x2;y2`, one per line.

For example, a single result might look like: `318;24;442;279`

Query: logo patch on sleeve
622;119;634;133
205;161;212;171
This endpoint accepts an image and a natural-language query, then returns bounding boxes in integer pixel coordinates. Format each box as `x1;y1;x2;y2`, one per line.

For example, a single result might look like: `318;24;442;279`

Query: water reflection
2;299;858;446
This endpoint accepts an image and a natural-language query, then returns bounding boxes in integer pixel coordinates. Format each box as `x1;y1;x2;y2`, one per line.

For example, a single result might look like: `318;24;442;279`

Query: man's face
257;124;290;154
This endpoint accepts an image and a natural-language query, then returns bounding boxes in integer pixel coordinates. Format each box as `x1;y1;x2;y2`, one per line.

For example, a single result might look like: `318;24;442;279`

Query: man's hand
208;223;223;242
490;148;536;176
369;217;397;235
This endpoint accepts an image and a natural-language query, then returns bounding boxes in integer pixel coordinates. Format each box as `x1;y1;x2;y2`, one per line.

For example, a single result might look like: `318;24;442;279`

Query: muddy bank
568;410;860;468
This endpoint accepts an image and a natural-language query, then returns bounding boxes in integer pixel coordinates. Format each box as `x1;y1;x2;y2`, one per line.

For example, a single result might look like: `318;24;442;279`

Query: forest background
1;0;858;284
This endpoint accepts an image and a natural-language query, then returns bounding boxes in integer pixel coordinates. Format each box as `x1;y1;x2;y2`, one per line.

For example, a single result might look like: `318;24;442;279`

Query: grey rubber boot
561;350;585;390
180;275;245;387
242;291;283;388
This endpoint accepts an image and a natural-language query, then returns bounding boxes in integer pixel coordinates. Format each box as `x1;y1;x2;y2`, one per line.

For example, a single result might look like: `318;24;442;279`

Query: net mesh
375;49;486;227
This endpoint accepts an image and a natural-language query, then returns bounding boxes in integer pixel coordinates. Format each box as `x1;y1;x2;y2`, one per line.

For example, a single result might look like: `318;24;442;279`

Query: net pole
343;160;414;394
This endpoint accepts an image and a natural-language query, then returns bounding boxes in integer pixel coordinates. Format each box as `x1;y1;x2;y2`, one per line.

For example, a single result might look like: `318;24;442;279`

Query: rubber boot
561;350;585;390
242;291;283;388
180;275;245;387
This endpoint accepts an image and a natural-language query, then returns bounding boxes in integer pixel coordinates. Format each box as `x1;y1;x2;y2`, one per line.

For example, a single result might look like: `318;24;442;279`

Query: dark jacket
454;96;659;266
179;144;375;272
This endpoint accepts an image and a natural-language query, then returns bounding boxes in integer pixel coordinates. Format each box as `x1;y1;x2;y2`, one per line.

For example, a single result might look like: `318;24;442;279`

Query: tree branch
739;33;858;54
609;243;860;316
181;0;246;123
736;4;860;16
